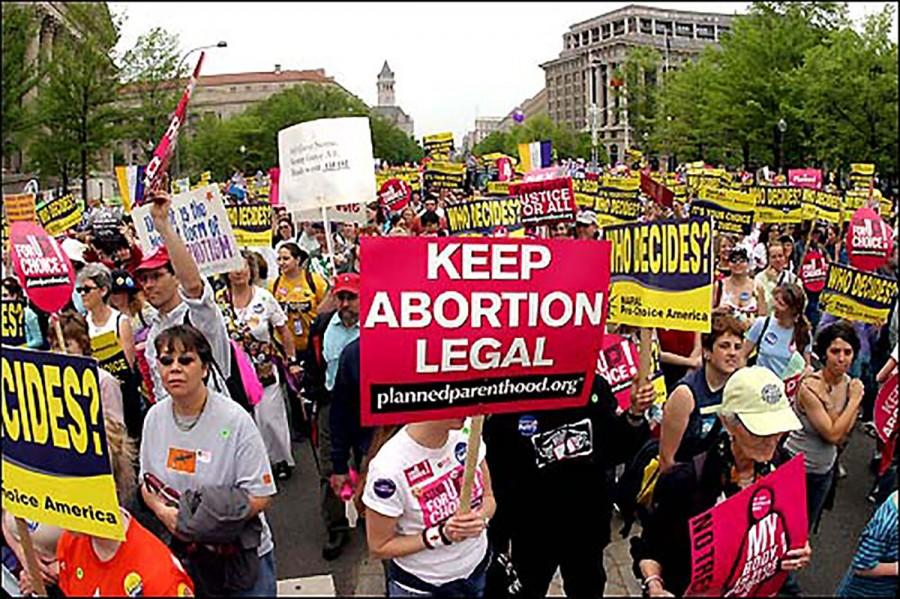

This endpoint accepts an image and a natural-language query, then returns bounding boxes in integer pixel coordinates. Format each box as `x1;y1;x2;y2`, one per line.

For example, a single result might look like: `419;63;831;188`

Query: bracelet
437;521;453;546
642;574;664;592
422;525;442;550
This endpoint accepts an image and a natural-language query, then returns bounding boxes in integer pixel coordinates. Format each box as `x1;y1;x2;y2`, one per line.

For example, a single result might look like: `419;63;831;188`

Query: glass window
640;18;653;34
655;20;672;35
675;22;693;37
613;20;625;35
591;27;599;42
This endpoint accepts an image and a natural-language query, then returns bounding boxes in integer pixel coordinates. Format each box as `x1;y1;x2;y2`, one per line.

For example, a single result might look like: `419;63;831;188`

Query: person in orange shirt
55;419;195;597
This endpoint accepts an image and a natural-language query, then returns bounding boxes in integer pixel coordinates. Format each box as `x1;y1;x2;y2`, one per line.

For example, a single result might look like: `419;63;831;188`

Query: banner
803;189;842;224
685;454;807;597
143;52;205;197
1;299;27;347
848;163;875;191
9;221;75;314
510;177;576;226
573;177;599;210
604;217;714;332
359;237;612;426
843;189;881;217
874;373;898;444
485;181;510;196
445;197;521;236
799;250;828;294
518;140;553;172
268;166;280;205
846;207;893;272
640;171;674;207
690;194;755;237
595;186;642;227
376;166;422;193
277;116;377;211
819;263;898;325
293;201;367;225
378;178;411;214
224;201;273;247
423;132;454;160
595;333;666;413
133;184;243;278
1;347;125;540
787;168;822;190
756;187;804;223
423;161;466;194
4;193;37;223
36;194;83;237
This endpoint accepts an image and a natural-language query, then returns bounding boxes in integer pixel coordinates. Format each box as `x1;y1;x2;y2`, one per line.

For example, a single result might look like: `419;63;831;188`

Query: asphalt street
269;425;884;596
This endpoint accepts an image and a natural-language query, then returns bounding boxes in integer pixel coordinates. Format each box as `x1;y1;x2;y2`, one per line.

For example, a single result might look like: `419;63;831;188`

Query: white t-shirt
363;427;488;585
232;287;287;345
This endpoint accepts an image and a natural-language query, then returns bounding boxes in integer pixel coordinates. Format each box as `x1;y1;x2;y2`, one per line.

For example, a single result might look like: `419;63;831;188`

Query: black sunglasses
158;354;198;367
336;292;357;302
76;285;98;294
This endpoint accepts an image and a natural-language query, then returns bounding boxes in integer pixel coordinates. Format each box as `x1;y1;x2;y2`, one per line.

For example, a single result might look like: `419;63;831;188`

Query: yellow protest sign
819;264;898;325
755;186;805;223
4;193;37;223
225;201;273;247
1;347;125;540
604;217;714;332
36;194;83;237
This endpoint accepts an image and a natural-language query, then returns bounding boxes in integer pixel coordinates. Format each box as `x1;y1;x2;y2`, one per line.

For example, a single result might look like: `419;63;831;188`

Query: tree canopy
471;115;603;163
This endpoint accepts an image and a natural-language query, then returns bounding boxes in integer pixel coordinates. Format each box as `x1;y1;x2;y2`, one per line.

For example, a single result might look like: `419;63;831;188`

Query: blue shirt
747;316;811;378
323;312;359;391
836;491;898;597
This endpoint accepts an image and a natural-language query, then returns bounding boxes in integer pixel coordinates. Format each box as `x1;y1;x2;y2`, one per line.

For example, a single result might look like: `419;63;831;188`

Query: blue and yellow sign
1;347;125;540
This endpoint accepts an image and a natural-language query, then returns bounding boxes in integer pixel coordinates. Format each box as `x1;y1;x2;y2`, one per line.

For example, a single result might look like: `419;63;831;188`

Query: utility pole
590;103;599;170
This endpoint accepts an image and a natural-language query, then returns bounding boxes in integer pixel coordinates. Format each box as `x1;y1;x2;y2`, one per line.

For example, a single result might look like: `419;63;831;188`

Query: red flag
142;52;206;200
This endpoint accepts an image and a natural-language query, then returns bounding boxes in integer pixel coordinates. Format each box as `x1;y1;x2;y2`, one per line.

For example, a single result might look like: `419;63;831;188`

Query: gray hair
76;262;112;300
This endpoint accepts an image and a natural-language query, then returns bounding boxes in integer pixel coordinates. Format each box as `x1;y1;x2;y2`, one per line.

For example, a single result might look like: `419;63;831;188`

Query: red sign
875;373;898;444
787;168;822;190
268;167;280;206
510;177;576;226
846;207;893;272
595;333;639;412
143;52;205;198
378;178;411;214
799;250;827;294
9;221;75;314
496;157;513;182
640;171;674;208
686;454;808;597
359;237;612;426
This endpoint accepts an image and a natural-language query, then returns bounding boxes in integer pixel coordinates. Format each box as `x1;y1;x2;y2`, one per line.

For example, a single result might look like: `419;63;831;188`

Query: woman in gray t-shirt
785;321;864;533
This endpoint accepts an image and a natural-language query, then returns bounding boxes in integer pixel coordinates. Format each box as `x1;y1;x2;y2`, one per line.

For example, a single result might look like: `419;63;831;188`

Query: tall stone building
497;88;549;132
370;61;415;138
540;4;733;164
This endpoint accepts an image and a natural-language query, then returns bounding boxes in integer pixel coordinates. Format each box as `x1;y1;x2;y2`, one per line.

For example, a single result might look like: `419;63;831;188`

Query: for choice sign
359;237;612;426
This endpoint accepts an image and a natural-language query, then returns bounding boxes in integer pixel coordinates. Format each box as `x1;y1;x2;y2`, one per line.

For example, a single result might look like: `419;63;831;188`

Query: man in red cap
134;188;232;403
304;272;361;559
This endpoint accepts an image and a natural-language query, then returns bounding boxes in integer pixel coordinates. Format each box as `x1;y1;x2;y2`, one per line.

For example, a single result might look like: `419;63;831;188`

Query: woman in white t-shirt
364;418;496;597
224;251;300;480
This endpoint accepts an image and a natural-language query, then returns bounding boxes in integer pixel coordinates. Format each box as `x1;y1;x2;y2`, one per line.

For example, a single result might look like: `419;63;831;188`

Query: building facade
463;117;503;153
540;4;733;164
370;61;415;138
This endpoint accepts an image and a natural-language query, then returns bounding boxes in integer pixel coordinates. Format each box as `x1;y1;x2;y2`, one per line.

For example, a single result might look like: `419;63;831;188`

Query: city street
269;426;881;596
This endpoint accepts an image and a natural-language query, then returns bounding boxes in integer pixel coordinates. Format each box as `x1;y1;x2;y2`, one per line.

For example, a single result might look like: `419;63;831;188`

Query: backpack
182;311;262;413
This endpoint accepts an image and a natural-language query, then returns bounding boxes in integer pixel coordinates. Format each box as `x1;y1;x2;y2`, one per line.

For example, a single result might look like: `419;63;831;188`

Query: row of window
567;17;728;48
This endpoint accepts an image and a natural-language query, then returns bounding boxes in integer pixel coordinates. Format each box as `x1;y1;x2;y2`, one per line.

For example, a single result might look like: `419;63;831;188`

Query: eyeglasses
76;285;98;294
158;354;198;367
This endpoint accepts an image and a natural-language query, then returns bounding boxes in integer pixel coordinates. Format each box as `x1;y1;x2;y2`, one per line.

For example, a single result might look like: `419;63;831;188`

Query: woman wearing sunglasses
140;325;278;596
714;247;759;326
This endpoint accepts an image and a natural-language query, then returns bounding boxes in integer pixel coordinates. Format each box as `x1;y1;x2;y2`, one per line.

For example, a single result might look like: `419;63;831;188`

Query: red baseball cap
135;246;171;273
332;272;360;295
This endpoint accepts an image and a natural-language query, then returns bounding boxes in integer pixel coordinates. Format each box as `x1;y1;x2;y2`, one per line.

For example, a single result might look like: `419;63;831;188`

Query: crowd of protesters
2;156;897;598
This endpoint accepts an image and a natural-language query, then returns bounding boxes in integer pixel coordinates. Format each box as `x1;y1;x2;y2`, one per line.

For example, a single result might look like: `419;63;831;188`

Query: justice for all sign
359;237;612;426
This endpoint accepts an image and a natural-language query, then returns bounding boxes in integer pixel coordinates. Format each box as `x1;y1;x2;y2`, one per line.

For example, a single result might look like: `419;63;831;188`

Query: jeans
807;468;834;534
233;551;277;597
387;551;489;598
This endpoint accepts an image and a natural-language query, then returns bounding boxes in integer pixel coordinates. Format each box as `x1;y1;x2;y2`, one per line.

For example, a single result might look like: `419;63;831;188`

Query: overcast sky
110;2;897;145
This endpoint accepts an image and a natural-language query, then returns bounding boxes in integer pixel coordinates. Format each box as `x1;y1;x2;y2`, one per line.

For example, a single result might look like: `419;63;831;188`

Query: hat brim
739;407;802;436
332;285;359;296
135;257;170;272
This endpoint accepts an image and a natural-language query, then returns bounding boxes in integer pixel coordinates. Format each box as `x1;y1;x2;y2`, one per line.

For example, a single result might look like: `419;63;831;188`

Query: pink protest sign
846;207;893;272
686;454;808;597
595;333;639;412
787;168;822;190
359;237;611;426
378;178;411;214
799;250;827;294
9;221;75;314
875;373;898;444
268;167;280;205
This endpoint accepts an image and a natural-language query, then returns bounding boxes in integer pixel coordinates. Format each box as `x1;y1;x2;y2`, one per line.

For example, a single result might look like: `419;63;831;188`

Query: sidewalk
351;513;643;597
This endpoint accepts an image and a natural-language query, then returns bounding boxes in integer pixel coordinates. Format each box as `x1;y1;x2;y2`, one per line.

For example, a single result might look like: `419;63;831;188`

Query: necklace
173;396;208;432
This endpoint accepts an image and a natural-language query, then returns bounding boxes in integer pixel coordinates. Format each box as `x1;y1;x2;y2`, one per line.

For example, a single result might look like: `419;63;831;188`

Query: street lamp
173;41;228;178
775;118;787;176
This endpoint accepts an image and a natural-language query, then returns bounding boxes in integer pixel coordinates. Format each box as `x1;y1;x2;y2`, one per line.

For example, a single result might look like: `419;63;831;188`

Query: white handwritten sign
132;185;243;277
277;117;377;212
292;202;368;226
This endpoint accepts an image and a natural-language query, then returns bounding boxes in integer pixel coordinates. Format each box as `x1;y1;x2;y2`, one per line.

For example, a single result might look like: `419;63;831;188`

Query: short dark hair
154;325;215;368
277;241;307;261
702;311;745;351
421;211;440;227
815;320;860;361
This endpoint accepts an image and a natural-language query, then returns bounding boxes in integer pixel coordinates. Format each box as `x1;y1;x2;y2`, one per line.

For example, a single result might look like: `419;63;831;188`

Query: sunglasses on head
158;354;198;367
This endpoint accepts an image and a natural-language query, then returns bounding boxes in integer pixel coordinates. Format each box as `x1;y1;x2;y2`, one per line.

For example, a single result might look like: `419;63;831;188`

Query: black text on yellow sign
1;300;27;346
606;218;712;277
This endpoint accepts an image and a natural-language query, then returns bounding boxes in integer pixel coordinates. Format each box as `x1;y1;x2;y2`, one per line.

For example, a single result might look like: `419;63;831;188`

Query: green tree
472;115;602;163
182;83;423;179
28;28;122;200
618;46;661;154
1;4;42;160
792;5;898;180
118;27;185;163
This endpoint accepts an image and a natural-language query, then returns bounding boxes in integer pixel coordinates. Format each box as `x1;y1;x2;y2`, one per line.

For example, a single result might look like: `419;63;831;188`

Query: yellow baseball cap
700;366;802;436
